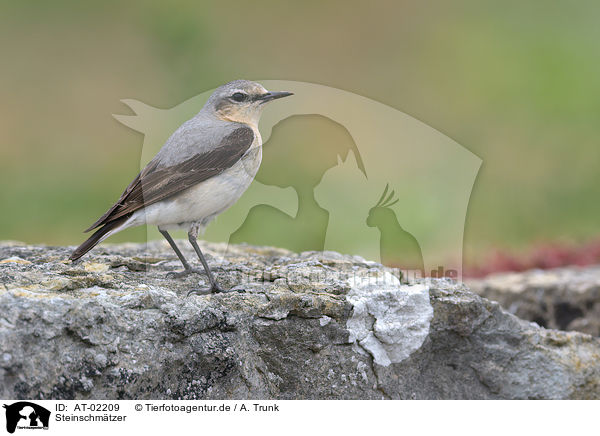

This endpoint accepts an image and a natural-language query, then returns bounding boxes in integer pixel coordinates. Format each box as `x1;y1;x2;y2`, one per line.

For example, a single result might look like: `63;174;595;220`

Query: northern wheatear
70;80;293;293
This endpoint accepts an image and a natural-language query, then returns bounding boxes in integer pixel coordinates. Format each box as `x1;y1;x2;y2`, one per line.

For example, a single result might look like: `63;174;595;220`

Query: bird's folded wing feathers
84;126;254;232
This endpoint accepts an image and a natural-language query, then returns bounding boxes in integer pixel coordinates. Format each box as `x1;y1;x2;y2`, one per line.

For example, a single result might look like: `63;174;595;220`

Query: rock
467;266;600;337
0;241;599;399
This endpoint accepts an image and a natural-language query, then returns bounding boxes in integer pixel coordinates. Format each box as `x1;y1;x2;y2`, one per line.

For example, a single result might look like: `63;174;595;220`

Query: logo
2;402;50;434
121;80;481;282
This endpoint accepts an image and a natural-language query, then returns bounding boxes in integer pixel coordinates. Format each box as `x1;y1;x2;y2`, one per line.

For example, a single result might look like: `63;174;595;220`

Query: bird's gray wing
84;126;254;232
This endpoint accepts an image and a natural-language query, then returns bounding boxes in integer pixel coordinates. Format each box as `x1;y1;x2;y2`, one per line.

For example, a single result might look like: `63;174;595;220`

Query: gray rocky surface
468;266;600;337
1;241;599;399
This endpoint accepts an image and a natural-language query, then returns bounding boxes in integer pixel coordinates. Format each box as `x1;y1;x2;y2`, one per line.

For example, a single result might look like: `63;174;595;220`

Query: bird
70;80;293;293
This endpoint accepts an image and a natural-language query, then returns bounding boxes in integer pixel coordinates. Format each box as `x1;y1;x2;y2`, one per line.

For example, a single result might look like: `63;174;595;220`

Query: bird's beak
257;91;294;103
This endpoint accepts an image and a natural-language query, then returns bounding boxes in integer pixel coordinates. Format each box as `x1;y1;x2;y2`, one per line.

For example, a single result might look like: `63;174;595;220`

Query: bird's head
206;80;293;126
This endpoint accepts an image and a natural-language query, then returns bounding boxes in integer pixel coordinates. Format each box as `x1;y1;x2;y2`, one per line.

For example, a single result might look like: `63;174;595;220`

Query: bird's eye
231;92;247;102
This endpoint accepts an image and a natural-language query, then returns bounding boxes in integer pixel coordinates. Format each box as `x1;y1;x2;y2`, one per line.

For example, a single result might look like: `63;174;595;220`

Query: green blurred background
1;0;599;268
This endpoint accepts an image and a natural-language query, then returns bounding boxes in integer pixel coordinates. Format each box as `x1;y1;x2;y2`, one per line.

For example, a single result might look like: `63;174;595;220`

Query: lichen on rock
346;272;433;366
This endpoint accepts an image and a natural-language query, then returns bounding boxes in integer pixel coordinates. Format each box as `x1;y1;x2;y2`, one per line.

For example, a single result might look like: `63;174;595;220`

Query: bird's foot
187;284;245;296
165;267;204;279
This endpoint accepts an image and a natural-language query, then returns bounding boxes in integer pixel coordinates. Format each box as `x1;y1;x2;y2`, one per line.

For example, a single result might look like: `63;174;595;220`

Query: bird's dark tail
70;217;127;262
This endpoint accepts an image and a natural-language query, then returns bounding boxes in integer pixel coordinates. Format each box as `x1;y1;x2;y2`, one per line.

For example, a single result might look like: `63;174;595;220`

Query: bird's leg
159;229;204;278
186;226;225;294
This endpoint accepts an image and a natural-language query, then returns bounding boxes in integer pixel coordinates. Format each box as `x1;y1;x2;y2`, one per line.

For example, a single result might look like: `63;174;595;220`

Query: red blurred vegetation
465;239;600;278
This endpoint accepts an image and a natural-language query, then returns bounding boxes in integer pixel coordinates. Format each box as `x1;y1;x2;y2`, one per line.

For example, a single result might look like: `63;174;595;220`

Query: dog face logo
2;402;50;434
